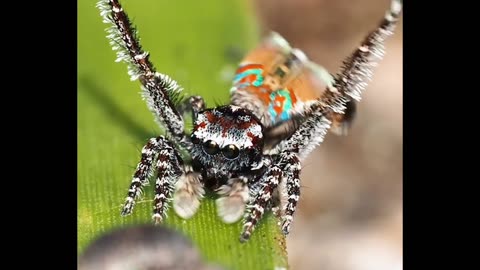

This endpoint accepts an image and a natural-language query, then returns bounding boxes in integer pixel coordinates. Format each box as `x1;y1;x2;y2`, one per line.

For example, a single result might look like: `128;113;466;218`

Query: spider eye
191;134;200;144
222;144;240;159
203;140;219;155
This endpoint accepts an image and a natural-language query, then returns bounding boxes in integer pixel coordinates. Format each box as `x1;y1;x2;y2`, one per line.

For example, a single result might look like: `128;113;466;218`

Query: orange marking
287;88;298;105
240;74;258;85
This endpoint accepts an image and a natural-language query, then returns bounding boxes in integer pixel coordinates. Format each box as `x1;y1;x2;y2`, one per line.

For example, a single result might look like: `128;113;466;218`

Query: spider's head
190;105;264;174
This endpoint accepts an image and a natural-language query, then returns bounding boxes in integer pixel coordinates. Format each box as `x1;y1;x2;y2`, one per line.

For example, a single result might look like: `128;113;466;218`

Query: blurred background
251;0;403;269
78;0;402;269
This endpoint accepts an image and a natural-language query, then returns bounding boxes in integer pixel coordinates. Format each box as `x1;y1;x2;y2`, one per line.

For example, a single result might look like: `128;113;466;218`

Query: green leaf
78;0;288;269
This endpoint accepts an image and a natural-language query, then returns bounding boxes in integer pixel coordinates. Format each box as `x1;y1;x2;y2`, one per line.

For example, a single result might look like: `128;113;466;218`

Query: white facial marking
193;111;262;149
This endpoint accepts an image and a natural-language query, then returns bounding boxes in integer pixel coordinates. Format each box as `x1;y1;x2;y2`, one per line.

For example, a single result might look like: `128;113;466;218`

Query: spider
97;0;402;242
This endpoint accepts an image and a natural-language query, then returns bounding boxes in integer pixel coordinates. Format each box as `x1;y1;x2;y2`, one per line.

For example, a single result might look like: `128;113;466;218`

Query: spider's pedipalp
172;165;205;219
216;176;250;224
122;137;163;216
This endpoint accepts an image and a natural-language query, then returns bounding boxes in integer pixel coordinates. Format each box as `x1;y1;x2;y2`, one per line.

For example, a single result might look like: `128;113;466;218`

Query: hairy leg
98;0;189;146
329;100;357;136
152;143;184;223
275;0;402;159
276;152;302;235
240;167;282;242
122;137;164;216
176;95;206;125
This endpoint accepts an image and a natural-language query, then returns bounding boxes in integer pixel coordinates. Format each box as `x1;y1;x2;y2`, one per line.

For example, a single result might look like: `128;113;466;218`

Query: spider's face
191;105;264;175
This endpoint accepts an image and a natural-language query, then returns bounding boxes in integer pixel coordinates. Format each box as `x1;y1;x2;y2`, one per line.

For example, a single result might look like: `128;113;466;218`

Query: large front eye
222;144;240;159
203;140;219;155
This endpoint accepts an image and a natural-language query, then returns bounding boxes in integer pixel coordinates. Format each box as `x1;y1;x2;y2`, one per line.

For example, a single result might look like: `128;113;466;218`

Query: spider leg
176;95;206;124
152;142;184;224
275;0;402;159
240;166;282;242
216;176;249;224
276;152;301;235
240;151;301;241
121;136;182;221
121;137;163;216
329;100;356;136
98;0;189;147
323;0;402;113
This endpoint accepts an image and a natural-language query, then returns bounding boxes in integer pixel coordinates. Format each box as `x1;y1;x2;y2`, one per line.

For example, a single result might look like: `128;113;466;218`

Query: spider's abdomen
190;105;264;180
229;32;336;129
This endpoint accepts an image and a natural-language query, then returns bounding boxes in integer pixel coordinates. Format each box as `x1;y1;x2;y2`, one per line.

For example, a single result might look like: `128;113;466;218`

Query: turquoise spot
268;89;293;124
233;68;264;88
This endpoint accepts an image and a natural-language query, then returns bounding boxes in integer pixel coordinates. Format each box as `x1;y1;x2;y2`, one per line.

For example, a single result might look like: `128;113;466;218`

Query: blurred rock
78;225;222;270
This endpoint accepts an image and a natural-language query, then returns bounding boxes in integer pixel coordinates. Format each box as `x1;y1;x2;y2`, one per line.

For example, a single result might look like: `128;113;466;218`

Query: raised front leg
98;0;189;147
275;0;402;159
